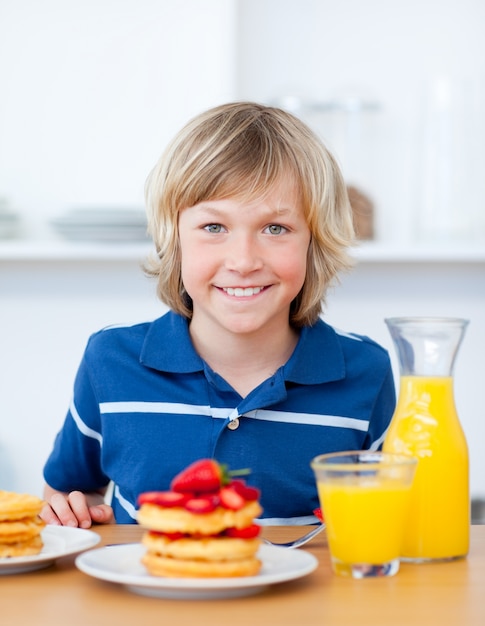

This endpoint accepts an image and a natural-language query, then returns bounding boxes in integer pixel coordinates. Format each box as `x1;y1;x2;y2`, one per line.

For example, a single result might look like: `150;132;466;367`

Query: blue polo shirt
43;311;395;525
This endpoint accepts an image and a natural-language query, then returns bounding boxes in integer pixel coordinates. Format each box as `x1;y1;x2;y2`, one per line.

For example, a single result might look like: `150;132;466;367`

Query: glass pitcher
382;317;469;562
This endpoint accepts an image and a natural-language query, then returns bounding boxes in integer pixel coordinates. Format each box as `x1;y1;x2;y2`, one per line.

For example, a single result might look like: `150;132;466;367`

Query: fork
262;523;325;549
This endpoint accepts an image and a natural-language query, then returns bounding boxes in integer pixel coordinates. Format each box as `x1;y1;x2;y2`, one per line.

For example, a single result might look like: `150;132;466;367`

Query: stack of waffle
0;490;45;557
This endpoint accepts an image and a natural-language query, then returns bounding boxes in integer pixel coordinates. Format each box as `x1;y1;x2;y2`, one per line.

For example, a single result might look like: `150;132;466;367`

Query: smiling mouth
221;286;264;297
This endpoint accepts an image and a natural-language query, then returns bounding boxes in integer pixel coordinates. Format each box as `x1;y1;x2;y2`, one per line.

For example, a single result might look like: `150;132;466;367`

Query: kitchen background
1;0;484;512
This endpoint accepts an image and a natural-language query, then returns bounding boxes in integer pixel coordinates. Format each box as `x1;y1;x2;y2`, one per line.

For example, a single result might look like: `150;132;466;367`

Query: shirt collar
283;321;346;384
140;312;204;373
140;312;345;384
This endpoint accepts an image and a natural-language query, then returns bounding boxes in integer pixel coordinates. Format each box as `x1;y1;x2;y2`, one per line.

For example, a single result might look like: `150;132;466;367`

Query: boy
41;102;395;527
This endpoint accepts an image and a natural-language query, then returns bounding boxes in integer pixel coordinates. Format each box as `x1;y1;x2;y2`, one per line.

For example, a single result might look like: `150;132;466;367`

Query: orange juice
317;480;412;564
383;376;469;560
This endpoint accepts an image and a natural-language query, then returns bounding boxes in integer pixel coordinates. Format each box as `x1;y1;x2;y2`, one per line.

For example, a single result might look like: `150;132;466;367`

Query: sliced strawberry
164;532;186;541
225;524;261;539
137;490;192;508
184;495;218;514
149;530;186;541
219;486;245;510
171;459;223;493
229;479;261;501
191;531;219;539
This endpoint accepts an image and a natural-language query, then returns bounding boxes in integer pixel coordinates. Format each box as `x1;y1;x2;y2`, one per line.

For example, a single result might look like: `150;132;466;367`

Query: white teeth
223;286;263;297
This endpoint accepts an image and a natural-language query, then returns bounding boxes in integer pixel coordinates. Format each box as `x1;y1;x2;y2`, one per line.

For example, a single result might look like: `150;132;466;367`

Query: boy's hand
41;488;114;528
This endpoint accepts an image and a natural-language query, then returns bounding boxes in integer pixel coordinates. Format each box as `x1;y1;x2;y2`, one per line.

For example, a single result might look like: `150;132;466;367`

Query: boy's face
178;176;311;339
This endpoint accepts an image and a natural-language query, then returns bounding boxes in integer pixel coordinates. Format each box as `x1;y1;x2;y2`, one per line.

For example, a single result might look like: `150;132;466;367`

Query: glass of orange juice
311;451;417;578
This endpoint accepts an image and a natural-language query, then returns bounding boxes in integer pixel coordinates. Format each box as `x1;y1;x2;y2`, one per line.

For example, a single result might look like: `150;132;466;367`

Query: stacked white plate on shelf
49;207;149;242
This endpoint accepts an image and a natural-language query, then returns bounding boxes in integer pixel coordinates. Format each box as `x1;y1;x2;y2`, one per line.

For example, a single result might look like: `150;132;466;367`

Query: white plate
75;543;318;599
51;208;146;225
50;224;149;242
49;208;148;242
0;526;101;575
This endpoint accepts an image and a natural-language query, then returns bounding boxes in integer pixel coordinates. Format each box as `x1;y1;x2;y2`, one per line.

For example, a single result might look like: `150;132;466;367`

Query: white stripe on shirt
70;399;103;445
368;426;388;450
100;401;215;416
98;401;368;431
244;409;369;431
113;484;137;520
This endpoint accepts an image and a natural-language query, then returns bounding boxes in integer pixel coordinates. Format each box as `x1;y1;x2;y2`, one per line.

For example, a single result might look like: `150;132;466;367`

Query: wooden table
3;525;485;626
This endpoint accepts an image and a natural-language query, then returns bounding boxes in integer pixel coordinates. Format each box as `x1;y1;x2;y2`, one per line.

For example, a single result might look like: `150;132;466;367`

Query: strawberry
184;495;218;514
219;486;245;510
170;459;251;494
225;524;261;539
229;479;260;501
171;459;225;493
149;530;186;541
137;491;192;508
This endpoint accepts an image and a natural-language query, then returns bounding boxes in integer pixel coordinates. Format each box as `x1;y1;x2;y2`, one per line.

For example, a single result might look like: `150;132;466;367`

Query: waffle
0;490;45;557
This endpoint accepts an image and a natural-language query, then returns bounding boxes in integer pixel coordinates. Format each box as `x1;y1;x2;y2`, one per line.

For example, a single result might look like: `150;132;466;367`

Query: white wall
237;0;485;245
0;256;167;495
3;0;484;244
0;0;237;236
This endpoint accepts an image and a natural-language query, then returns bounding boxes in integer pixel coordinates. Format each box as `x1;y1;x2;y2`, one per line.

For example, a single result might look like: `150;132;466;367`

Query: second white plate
76;543;318;599
0;526;101;575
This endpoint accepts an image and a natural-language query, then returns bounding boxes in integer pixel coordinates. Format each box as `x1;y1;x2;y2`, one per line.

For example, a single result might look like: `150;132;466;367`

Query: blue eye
204;224;223;233
266;224;285;235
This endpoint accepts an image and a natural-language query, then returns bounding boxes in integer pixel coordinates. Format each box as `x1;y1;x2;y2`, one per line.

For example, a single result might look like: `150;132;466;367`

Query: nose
225;233;263;274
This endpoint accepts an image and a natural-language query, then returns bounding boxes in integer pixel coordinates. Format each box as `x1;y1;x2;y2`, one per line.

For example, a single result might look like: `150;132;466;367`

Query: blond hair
144;101;355;326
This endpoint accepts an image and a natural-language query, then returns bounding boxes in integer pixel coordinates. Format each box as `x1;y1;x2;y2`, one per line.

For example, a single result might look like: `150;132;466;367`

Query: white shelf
353;241;485;263
0;239;484;263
